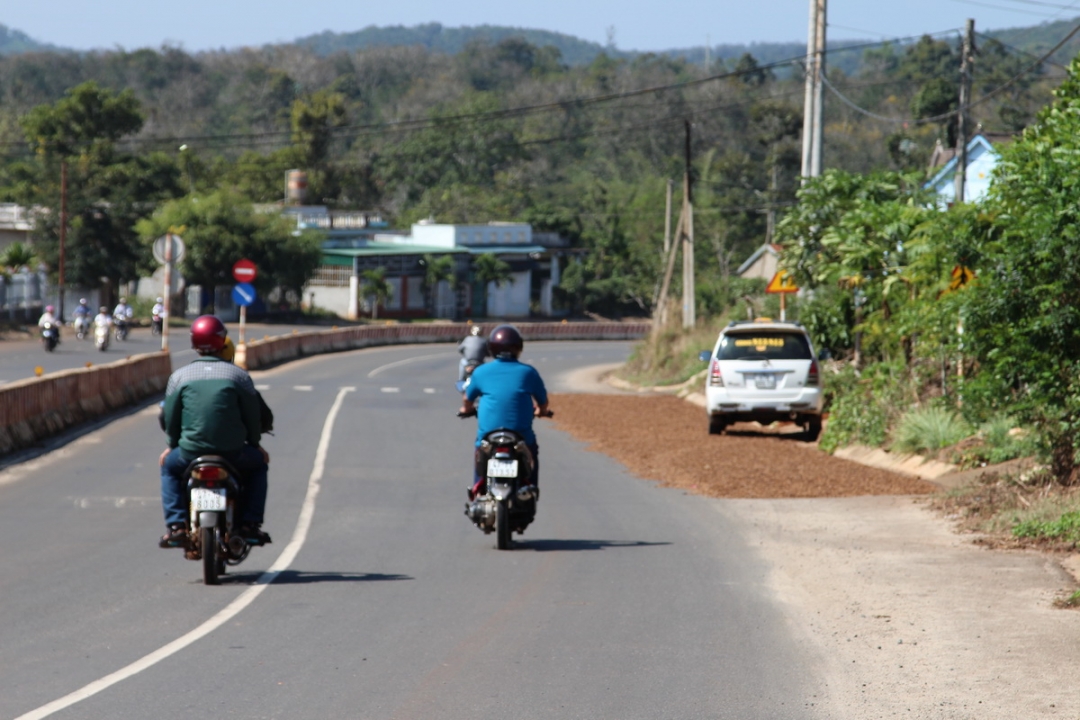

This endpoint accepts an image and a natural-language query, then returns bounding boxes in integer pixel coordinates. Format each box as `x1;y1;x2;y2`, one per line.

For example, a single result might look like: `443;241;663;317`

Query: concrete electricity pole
801;0;827;179
954;19;975;203
682;120;696;329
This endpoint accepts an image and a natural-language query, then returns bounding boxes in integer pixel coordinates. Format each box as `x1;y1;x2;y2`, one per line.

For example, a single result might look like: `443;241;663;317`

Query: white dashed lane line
423;388;436;394
381;387;400;393
255;385;270;391
293;386;313;392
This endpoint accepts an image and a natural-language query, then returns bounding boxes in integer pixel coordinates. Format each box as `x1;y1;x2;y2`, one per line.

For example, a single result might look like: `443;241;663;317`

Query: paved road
0;323;309;384
0;341;821;719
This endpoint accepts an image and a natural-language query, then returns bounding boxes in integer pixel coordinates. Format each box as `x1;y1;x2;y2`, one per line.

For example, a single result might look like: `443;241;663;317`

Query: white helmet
156;297;163;303
470;325;482;336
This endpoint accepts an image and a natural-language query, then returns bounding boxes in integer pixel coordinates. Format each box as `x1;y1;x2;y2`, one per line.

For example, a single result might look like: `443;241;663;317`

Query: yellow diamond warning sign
949;265;975;292
765;270;799;294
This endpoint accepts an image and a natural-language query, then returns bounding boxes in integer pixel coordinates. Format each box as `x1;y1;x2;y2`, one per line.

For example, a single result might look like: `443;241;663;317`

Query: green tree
18;82;181;295
472;252;512;288
419;253;456;315
359;267;393;319
963;56;1080;482
136;190;323;311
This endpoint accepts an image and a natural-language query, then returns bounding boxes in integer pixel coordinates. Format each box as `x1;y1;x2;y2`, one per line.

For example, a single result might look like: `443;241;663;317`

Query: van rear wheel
804;418;823;442
708;416;727;435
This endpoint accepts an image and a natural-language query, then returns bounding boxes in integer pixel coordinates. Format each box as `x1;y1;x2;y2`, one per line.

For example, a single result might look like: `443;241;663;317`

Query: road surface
0;341;822;719
0;323;308;384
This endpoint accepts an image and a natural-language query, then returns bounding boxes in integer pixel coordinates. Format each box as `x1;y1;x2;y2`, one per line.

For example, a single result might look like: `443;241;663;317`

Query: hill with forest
0;24;57;55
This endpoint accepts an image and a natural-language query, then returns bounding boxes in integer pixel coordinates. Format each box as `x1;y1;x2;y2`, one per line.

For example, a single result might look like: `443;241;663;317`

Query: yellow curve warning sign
949;265;976;291
765;270;799;294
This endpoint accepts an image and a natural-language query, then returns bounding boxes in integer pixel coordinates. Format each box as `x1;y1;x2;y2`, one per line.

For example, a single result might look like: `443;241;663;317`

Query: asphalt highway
0;323;306;383
0;341;822;719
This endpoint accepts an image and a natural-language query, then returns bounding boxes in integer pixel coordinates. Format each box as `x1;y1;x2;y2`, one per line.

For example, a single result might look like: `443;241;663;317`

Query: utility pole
954;19;975;203
682;120;695;329
801;0;827;179
58;160;67;322
663;178;673;255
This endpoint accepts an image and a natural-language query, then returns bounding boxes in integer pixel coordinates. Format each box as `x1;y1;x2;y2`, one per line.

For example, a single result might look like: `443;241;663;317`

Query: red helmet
190;315;227;354
488;324;523;359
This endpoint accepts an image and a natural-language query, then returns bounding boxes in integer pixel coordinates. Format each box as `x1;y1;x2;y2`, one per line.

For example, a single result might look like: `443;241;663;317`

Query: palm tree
419;253;456;316
359;268;393;320
1;242;36;273
472;253;512;288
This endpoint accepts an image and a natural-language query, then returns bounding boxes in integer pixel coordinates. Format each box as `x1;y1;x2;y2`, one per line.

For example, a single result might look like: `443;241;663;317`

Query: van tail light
807;360;820;387
709;360;724;387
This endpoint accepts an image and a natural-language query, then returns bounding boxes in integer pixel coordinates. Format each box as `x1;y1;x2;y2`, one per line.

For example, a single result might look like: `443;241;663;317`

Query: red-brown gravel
550;393;937;498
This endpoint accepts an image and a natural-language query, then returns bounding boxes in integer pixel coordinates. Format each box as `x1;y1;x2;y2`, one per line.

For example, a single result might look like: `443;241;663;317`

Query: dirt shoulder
550;391;1080;719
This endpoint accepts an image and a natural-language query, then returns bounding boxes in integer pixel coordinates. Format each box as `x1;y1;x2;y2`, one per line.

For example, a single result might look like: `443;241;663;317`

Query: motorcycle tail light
192;466;228;482
807;360;820;387
495;446;512;455
709;360;724;387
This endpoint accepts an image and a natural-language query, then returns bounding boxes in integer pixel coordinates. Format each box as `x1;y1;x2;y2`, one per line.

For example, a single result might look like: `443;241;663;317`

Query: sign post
232;259;257;346
765;270;799;321
154;234;186;352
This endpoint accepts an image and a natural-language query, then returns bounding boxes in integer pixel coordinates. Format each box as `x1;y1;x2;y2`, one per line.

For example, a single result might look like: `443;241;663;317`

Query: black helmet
488;325;523;359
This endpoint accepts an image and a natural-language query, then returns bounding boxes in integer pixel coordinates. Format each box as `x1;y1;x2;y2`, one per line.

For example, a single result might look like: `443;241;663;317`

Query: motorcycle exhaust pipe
517;485;539;502
228;535;247;555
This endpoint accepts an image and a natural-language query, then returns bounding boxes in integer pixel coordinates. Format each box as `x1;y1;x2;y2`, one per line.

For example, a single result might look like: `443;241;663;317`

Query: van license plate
755;375;776;389
487;459;519;478
191;487;227;511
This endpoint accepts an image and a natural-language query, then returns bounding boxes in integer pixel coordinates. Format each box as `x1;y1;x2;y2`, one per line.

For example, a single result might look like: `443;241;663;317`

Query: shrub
891;406;971;455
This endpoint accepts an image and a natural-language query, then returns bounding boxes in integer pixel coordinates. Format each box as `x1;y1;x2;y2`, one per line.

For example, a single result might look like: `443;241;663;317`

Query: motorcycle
455;360;483;394
459;409;550;550
41;322;59;352
184;456;259;585
94;323;110;352
114;316;129;341
151;313;163;336
73;315;90;340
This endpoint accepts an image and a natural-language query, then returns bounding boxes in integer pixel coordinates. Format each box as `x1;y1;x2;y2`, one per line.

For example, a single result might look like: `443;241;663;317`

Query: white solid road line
15;386;357;720
366;352;454;378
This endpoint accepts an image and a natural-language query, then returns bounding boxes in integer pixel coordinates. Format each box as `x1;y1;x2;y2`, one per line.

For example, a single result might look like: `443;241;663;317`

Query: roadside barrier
0;351;171;456
236;322;650;371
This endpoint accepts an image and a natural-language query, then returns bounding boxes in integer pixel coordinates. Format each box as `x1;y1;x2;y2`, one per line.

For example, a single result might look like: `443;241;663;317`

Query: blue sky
6;0;1080;52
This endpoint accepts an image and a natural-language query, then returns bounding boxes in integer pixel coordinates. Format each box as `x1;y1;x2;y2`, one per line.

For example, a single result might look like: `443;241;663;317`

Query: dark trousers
160;446;268;526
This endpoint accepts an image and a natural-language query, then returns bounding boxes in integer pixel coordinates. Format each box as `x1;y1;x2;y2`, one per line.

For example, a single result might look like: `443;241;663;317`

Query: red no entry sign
233;258;257;283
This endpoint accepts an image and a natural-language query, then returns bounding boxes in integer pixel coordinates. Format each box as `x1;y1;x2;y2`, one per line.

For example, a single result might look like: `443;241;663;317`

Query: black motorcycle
459;409;549;550
114;317;129;341
41;321;59;352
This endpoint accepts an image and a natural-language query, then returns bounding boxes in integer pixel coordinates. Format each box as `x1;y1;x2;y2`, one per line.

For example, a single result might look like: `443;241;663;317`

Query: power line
0;28;966;154
823;20;1080;125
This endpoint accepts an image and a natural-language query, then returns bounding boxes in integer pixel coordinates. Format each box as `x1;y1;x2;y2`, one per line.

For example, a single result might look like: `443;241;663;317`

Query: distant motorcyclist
38;305;60;343
93;306;113;329
151;297;165;335
37;305;58;329
113;297;133;337
157;315;271;548
457;325;489;382
72;298;91;337
458;325;549;500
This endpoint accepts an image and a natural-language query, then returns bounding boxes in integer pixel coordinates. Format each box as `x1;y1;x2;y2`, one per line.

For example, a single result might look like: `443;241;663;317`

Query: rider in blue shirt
459;325;549;498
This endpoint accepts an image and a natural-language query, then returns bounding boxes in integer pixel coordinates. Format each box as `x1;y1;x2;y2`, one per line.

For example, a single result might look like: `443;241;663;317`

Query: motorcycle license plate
190;487;227;511
487;459;519;478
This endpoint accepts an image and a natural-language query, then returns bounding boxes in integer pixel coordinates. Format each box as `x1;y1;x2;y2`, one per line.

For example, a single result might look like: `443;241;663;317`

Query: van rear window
717;332;812;361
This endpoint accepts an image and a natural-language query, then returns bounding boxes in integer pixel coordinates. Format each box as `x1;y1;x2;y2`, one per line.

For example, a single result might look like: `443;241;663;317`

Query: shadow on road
218;570;412;586
515;539;671;552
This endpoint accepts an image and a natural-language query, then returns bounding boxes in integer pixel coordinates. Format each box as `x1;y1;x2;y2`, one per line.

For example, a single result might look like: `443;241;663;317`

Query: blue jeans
160;446;268;527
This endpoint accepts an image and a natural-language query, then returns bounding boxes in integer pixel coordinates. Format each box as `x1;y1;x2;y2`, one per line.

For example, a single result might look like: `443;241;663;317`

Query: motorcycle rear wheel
496;500;512;550
201;526;220;585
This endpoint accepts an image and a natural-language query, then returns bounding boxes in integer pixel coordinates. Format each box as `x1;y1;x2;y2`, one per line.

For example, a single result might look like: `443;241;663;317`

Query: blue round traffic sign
232;282;256;307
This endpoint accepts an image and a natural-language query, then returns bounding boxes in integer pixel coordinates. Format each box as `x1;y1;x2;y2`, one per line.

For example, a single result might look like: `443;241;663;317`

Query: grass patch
892;406;972;455
618;319;726;387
